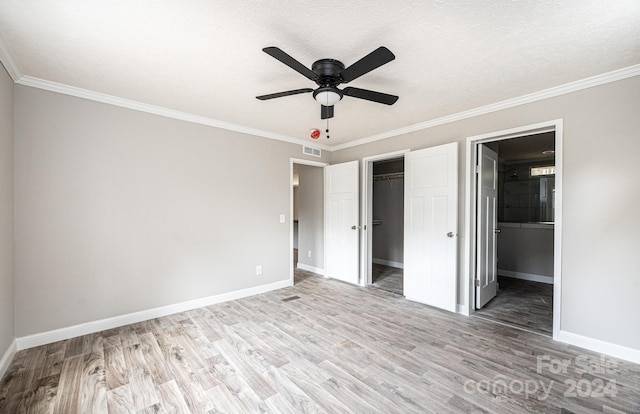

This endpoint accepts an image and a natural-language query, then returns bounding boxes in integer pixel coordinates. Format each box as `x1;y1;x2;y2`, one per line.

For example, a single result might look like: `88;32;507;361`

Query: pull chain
325;94;330;139
326;117;330;139
325;93;330;139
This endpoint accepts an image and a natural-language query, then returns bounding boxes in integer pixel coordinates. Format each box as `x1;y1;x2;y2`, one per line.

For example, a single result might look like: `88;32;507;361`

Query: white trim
0;339;17;380
463;119;563;339
556;330;640;365
290;158;329;285
332;65;640;151
0;35;21;81
16;279;289;350
552;120;563;339
456;304;469;316
290;158;329;168
372;258;404;269
16;76;332;152
296;263;325;275
463;135;475;317
497;269;553;285
360;150;409;163
463;120;557;143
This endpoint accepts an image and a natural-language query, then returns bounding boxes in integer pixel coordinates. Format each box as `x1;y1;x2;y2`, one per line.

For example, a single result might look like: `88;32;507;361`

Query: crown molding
5;37;639;155
15;75;333;151
0;33;22;81
331;64;640;152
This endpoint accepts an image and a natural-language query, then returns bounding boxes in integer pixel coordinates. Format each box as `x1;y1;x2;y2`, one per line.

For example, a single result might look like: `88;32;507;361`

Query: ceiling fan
256;46;398;119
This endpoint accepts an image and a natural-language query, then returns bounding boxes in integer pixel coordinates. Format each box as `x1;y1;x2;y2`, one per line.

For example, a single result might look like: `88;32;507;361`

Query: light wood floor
474;276;553;336
1;270;639;413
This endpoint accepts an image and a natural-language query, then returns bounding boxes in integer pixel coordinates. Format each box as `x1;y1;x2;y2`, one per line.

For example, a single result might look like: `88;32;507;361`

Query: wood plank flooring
474;276;553;336
1;269;639;413
371;264;403;295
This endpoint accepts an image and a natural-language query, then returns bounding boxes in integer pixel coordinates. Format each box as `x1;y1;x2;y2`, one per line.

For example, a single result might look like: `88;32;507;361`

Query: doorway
290;158;328;285
370;157;405;295
475;133;556;335
465;120;562;338
361;143;458;313
362;150;409;293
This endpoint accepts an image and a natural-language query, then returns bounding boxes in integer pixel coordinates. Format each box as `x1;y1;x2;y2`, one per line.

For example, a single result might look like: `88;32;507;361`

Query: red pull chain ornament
309;128;320;139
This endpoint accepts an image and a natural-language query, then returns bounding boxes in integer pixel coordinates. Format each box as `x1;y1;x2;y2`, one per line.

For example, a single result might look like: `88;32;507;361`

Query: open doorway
290;159;328;285
362;150;408;295
467;121;562;338
371;158;404;295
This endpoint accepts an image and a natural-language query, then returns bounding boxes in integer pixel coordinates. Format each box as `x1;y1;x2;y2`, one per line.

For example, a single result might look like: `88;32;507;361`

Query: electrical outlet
256;265;262;276
308;251;312;258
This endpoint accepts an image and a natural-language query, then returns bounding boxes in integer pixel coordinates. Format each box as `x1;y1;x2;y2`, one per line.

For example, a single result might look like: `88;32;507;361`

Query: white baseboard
372;258;404;269
0;338;17;380
456;304;470;316
498;269;553;284
16;279;290;351
296;263;324;275
555;330;640;365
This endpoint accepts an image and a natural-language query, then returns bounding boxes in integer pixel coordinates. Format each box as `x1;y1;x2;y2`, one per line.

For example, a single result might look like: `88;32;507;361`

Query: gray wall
0;65;14;359
13;85;329;337
332;76;640;351
7;73;640;355
296;165;324;271
372;178;404;265
497;223;554;278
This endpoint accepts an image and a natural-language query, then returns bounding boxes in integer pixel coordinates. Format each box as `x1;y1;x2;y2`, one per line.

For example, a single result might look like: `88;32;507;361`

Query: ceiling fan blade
256;88;314;100
263;47;318;81
321;105;334;119
342;87;398;105
340;47;395;83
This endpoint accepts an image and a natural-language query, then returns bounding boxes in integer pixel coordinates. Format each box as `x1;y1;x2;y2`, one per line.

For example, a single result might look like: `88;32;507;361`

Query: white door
476;144;499;308
324;161;359;285
404;142;458;312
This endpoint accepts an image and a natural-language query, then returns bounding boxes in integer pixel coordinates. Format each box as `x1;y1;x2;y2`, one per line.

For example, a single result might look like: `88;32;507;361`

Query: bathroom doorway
467;122;562;337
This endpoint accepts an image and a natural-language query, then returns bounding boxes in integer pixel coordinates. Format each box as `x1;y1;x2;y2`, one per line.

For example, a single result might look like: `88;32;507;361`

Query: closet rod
373;172;404;181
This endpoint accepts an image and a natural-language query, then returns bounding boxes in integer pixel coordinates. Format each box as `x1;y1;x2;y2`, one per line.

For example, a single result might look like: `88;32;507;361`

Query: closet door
404;143;458;312
324;161;360;285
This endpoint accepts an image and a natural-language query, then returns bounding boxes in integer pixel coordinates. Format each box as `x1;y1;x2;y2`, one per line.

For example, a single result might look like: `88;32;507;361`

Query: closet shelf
373;172;404;181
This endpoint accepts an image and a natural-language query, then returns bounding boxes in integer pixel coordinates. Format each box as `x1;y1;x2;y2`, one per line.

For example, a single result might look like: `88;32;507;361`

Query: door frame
463;119;563;339
361;150;410;286
290;158;329;286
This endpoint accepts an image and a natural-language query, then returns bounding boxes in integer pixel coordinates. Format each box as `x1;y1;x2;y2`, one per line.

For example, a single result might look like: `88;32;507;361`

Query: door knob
447;232;455;238
351;225;360;230
494;228;501;233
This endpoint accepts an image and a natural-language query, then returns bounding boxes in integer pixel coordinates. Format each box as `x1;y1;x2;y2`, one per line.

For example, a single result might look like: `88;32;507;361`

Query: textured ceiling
1;1;639;148
488;132;555;163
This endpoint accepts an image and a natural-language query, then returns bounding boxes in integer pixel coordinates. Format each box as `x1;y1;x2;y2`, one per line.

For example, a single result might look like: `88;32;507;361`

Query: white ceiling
1;1;639;149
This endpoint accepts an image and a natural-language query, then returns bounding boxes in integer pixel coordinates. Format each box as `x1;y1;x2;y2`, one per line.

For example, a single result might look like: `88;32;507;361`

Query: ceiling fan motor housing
311;59;346;86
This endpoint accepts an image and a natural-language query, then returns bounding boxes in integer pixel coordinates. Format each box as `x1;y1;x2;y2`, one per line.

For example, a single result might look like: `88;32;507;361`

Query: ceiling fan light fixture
314;88;342;106
257;46;397;119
